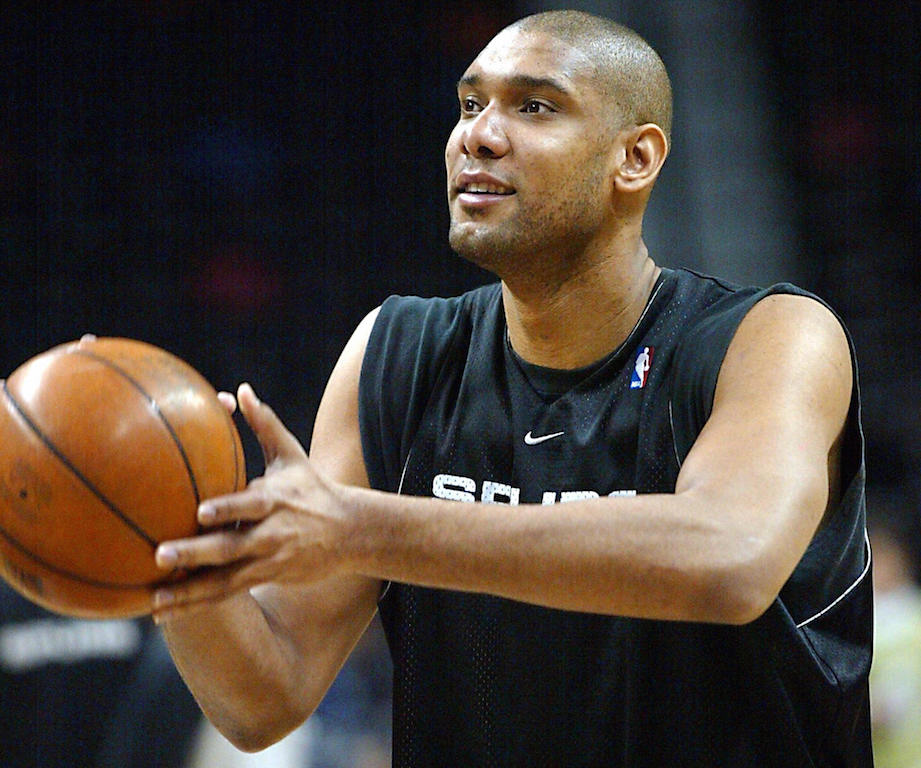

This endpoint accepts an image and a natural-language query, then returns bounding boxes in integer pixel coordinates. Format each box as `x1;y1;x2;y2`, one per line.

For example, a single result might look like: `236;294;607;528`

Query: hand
152;383;353;622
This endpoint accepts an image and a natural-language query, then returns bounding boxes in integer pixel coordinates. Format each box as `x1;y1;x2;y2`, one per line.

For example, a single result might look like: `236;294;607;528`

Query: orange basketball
0;337;246;618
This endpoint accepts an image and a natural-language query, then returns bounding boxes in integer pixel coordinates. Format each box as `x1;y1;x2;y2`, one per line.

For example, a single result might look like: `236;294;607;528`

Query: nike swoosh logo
524;430;565;445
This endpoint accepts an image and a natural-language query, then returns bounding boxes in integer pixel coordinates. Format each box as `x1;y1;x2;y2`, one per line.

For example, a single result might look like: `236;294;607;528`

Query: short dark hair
511;10;673;142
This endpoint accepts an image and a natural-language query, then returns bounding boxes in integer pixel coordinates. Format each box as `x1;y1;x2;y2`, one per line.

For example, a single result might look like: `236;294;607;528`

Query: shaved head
510;10;672;142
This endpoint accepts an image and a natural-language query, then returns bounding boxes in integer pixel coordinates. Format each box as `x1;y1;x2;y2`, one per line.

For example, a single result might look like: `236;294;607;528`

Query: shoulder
373;283;501;338
718;291;854;423
365;283;501;373
675;275;853;372
729;290;850;352
357;283;502;491
707;289;856;472
668;276;856;459
721;287;854;382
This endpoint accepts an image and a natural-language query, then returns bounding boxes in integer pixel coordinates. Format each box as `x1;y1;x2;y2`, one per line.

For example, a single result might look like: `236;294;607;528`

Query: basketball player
153;11;872;765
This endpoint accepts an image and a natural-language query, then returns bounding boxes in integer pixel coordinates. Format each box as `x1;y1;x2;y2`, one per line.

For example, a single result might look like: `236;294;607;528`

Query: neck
502;240;660;369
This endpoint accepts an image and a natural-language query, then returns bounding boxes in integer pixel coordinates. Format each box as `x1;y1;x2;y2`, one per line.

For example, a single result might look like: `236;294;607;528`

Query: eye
460;96;483;114
521;99;555;114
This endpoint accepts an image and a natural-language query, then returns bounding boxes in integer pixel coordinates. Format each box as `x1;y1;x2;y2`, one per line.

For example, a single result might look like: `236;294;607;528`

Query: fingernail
198;504;215;523
242;382;260;404
156;545;177;568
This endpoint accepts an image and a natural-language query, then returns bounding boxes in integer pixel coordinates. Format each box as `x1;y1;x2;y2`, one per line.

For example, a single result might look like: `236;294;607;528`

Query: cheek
525;163;609;230
528;155;600;205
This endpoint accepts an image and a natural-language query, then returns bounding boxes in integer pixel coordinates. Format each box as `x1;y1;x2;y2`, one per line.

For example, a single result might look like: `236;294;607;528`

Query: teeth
464;182;510;195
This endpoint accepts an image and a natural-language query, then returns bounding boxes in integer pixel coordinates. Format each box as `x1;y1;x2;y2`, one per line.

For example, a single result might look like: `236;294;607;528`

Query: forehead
460;27;598;94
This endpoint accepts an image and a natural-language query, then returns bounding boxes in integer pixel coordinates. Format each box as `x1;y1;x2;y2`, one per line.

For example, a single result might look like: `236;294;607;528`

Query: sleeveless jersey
358;267;872;767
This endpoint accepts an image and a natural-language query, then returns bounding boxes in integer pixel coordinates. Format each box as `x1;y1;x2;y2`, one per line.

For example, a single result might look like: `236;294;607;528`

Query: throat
503;262;662;370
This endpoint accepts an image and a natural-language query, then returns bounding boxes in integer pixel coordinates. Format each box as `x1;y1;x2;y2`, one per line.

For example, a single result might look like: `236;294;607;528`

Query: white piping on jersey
670;403;871;631
378;447;417;603
668;400;682;468
377;448;413;602
795;529;871;629
629;279;665;353
397;446;414;495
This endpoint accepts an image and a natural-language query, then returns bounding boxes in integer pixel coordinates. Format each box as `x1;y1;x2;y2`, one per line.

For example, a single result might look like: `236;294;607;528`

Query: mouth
459;181;514;196
454;174;516;212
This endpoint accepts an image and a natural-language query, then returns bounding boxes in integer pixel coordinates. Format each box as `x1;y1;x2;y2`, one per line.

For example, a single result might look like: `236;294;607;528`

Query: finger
216;390;237;415
195;481;281;528
79;333;98;344
237;382;307;466
152;562;261;621
156;528;254;571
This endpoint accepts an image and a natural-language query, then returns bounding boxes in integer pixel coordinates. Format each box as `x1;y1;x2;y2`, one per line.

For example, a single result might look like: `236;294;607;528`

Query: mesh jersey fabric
358;267;872;767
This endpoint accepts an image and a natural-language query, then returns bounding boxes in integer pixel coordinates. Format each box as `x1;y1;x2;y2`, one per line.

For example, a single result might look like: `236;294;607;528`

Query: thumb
237;382;307;467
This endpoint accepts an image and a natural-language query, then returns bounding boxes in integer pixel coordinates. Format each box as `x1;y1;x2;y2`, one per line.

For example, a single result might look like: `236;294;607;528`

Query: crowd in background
1;2;918;765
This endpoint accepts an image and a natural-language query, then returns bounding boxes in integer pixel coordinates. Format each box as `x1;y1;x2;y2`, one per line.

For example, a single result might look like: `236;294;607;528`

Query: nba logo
630;345;653;389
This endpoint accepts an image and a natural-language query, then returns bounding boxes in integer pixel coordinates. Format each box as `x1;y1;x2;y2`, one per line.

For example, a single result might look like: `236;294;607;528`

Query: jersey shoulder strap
359;283;502;492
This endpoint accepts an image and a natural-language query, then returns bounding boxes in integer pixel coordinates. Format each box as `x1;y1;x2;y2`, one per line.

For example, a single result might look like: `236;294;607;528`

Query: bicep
675;294;853;589
309;306;380;486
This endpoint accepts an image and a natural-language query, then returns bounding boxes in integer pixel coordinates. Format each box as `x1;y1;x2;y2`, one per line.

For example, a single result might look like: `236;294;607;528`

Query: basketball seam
71;348;203;507
1;378;159;548
0;521;156;589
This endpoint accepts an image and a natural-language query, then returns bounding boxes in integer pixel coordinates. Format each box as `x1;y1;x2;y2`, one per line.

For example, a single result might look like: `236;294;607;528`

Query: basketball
0;337;246;619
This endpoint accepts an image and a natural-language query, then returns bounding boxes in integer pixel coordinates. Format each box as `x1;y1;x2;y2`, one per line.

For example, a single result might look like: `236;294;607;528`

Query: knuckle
171;544;195;569
230;564;262;593
249;484;277;516
264;487;287;511
218;533;242;561
249;525;284;559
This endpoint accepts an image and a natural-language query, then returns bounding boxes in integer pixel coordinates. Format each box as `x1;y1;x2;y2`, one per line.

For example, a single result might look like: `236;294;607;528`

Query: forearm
160;592;303;750
159;575;378;752
341;483;791;624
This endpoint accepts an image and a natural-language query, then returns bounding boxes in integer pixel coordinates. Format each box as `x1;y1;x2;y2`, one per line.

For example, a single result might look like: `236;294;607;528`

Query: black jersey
359;268;872;767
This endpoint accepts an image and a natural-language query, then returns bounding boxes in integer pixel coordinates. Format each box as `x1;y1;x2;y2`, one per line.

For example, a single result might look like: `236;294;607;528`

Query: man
153;10;872;766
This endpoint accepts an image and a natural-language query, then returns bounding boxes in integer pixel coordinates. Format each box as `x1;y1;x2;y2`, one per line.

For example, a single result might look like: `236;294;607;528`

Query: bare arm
159;294;852;659
155;309;381;752
341;294;853;622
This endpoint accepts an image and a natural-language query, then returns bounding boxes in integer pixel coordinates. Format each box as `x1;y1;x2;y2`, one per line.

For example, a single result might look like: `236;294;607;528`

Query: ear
613;124;669;194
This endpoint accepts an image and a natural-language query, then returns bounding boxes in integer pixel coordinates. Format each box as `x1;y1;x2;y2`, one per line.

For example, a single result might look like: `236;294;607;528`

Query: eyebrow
457;72;573;96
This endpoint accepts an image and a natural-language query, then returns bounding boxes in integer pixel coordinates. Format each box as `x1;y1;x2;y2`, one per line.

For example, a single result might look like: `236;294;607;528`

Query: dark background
1;2;919;763
1;0;919;620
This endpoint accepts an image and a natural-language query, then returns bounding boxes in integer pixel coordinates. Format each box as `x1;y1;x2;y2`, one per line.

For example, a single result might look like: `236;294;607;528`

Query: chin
449;223;499;270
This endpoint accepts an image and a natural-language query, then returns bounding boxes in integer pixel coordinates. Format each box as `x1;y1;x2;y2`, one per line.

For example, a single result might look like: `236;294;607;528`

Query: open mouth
462;182;513;195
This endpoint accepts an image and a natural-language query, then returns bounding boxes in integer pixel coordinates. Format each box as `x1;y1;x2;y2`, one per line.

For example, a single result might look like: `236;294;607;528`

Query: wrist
333;483;381;577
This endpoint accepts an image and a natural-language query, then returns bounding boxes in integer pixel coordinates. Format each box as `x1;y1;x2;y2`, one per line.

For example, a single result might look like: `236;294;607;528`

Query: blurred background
1;1;918;766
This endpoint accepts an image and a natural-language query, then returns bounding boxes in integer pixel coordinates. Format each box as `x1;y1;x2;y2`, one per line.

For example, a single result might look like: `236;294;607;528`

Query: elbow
207;694;319;754
709;584;775;626
223;729;279;755
217;711;310;754
696;549;783;626
222;724;287;755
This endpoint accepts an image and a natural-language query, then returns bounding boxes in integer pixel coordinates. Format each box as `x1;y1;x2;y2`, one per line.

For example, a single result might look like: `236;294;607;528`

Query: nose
460;105;510;159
